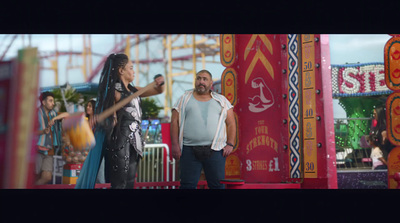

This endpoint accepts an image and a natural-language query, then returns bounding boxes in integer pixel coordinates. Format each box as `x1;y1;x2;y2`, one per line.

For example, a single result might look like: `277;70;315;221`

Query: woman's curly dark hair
95;53;130;128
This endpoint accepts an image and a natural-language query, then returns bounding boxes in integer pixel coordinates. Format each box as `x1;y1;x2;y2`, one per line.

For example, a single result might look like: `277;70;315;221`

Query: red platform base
220;179;301;189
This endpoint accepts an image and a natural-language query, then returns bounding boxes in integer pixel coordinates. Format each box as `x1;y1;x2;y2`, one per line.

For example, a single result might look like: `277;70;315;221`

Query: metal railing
52;155;65;184
136;143;177;189
51;143;177;188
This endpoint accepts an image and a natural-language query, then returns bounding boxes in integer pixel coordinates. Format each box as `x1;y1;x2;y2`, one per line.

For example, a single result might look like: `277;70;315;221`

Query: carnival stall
330;62;393;188
332;63;392;169
219;34;336;189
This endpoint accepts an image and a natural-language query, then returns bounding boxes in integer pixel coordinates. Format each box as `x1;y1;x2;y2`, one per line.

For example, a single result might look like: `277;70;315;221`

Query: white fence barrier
52;155;65;184
137;143;176;189
52;144;176;187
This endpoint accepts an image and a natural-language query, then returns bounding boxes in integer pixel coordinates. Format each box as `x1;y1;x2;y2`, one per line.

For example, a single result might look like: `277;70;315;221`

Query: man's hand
224;108;236;157
223;144;233;157
171;144;181;160
48;119;55;127
43;127;50;134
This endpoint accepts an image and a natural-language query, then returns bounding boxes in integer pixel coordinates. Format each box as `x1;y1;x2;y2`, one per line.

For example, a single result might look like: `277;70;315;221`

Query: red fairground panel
386;92;400;146
387;147;400;189
219;34;335;188
232;34;284;183
3;48;40;188
221;67;237;106
385;36;400;91
220;34;236;67
319;35;337;188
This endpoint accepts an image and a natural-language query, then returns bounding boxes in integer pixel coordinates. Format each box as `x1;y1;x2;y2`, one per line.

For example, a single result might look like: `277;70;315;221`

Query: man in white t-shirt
171;70;236;189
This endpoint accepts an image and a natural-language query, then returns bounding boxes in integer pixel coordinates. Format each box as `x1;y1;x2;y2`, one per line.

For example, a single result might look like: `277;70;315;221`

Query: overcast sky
328;34;391;118
0;34;392;118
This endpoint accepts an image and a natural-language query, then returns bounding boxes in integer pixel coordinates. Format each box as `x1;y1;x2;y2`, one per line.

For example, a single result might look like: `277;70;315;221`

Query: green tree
141;97;163;119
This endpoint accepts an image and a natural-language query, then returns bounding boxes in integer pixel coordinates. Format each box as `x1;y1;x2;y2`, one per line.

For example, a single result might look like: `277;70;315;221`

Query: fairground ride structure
0;34;222;117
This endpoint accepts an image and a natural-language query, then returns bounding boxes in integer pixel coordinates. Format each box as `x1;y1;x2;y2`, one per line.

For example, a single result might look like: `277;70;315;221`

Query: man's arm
49;112;70;127
36;127;50;135
52;112;70;121
170;109;181;160
36;111;50;135
223;108;236;157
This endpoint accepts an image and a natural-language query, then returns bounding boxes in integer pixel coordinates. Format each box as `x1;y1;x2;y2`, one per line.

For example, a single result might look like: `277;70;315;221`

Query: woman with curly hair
76;53;164;189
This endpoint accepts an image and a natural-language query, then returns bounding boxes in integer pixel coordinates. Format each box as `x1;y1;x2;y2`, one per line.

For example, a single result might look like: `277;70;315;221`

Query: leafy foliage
50;84;162;118
51;85;85;113
141;97;163;119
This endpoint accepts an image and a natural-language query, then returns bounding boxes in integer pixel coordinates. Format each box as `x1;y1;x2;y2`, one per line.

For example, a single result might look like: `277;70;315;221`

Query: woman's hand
112;115;117;127
154;75;165;87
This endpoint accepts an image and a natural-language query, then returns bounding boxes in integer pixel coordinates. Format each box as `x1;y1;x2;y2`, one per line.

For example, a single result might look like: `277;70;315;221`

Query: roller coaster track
86;34;219;82
38;51;104;59
0;35;18;61
0;34;219;85
86;34;167;82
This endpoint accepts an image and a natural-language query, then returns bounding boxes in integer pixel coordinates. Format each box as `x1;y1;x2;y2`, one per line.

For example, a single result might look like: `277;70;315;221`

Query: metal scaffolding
162;34;220;115
0;34;221;117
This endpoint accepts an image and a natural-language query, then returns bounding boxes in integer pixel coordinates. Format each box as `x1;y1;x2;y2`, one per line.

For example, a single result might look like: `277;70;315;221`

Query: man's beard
45;105;54;111
195;84;209;94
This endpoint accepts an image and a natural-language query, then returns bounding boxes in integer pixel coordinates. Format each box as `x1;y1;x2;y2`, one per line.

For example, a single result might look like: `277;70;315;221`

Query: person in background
85;99;96;129
370;107;394;160
170;69;236;189
85;99;106;184
51;99;101;182
367;134;387;170
35;91;62;185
